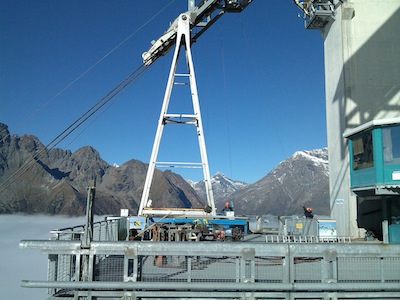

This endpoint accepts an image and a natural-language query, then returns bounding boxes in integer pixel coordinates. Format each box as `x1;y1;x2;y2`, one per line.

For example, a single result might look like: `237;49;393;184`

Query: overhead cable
0;1;179;202
1;0;178;145
0;63;147;198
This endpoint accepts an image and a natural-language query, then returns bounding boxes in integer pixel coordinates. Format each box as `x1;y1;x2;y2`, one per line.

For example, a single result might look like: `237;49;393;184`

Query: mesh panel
93;222;119;241
139;255;240;282
255;256;284;283
382;257;400;282
94;255;125;281
190;256;238;282
57;254;75;281
293;257;322;282
338;257;381;282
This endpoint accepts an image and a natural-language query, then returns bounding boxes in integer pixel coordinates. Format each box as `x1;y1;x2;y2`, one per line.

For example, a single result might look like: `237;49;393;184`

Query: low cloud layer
0;214;89;299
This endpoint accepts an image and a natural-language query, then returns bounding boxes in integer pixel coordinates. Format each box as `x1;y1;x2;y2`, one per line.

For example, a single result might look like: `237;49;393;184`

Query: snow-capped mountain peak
187;172;248;207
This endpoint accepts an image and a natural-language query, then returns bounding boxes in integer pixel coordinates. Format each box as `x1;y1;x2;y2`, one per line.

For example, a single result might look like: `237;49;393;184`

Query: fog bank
0;214;89;300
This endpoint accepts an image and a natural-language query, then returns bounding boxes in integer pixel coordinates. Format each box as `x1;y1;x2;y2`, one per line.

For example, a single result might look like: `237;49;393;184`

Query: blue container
389;224;400;243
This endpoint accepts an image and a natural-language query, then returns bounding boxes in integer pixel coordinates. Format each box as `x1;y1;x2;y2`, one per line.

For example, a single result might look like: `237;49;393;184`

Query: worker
302;205;314;236
222;201;234;212
303;206;314;218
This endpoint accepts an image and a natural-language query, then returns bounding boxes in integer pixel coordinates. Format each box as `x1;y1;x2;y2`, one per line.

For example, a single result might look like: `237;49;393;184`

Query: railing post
380;257;385;283
74;254;81;282
282;244;290;283
240;248;255;283
82;180;96;248
187;257;192;282
322;250;337;283
289;245;295;284
123;291;137;300
124;246;139;282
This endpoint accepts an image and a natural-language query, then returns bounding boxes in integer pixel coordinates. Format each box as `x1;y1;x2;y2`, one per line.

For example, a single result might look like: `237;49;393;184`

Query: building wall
323;0;400;237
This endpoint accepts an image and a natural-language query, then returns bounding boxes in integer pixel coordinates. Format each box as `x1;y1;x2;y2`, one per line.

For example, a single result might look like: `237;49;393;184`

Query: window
352;130;374;170
383;125;400;165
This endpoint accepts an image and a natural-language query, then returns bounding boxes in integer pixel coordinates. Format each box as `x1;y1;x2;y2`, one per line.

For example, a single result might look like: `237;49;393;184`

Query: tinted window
383;125;400;165
352;131;374;170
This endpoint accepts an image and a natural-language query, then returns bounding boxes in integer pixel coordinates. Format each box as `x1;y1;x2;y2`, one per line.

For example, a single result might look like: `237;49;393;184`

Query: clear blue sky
1;0;326;184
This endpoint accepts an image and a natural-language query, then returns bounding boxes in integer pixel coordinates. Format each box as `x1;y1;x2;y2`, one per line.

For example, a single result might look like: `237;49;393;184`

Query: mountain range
188;149;330;216
0;123;203;215
0;122;330;216
231;148;330;215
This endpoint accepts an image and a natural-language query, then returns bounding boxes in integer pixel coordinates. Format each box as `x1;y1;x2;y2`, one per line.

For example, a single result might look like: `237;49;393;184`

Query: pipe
21;280;400;292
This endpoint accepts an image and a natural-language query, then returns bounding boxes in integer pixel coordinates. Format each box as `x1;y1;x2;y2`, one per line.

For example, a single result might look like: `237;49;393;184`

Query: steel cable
0;0;179;146
0;63;148;201
0;0;179;208
0;0;181;204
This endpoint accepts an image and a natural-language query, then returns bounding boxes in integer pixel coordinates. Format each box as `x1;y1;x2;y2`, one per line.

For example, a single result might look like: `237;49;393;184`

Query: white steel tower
138;1;252;217
139;12;215;217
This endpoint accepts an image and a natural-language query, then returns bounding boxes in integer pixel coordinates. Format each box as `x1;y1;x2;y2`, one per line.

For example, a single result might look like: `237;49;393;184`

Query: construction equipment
293;0;337;29
142;0;252;67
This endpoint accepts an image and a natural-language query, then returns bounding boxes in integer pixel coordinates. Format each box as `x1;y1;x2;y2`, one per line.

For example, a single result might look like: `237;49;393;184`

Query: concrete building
298;0;400;239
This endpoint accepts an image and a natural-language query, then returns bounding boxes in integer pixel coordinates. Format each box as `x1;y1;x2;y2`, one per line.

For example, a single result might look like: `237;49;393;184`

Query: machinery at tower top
293;0;339;29
142;0;252;66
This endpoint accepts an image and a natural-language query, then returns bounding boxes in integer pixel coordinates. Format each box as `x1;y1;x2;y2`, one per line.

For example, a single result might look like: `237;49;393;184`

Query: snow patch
292;149;328;166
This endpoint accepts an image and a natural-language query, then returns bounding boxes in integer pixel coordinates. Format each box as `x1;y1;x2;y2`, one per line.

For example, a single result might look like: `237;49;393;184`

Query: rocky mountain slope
187;149;330;216
230;148;330;216
0;123;203;215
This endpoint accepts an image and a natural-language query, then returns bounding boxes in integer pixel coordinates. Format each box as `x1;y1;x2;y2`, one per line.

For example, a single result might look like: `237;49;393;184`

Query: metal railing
20;240;400;300
265;235;352;243
49;217;121;242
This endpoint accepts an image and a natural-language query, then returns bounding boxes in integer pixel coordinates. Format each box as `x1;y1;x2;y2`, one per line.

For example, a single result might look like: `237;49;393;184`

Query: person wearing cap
222;201;234;212
302;205;314;236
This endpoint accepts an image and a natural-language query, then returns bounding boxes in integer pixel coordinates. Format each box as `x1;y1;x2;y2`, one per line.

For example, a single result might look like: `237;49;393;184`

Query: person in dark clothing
222;201;234;212
303;206;314;219
302;206;314;236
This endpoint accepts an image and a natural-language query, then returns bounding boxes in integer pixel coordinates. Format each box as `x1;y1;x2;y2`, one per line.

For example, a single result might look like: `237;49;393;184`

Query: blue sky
1;0;326;184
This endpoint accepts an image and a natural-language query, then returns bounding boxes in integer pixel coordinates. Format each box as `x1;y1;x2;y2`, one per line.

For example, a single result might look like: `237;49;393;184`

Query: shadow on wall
330;6;400;162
